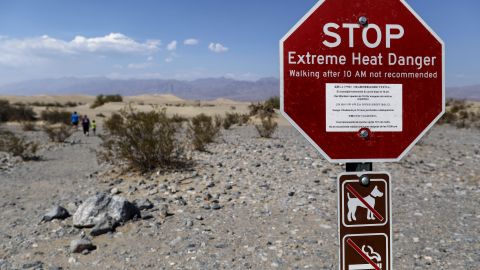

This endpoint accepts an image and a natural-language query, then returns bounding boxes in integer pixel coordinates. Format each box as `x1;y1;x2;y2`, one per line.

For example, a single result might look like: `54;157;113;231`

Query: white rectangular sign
326;83;403;132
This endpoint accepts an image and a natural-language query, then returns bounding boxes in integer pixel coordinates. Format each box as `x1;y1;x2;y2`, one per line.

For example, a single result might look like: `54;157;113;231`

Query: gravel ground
0;123;479;269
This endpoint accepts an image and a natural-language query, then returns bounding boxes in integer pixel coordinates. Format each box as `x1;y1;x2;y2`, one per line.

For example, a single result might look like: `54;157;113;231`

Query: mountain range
0;77;279;101
0;77;478;101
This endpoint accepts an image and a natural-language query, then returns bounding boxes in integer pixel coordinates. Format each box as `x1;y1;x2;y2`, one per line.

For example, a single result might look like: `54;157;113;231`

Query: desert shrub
96;113;106;118
255;115;278;138
170;114;188;124
21;121;37;131
64;101;80;107
41;109;71;125
91;94;123;109
187;114;220;151
438;99;479;128
103;113;124;135
43;124;73;143
0;130;39;160
100;107;184;172
249;98;277;118
0;100;37;122
214;115;223;129
223;113;239;129
265;96;280;110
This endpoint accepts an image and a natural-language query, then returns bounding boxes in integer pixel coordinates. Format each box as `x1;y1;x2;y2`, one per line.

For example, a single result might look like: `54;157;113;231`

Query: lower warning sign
343;234;389;270
338;172;392;270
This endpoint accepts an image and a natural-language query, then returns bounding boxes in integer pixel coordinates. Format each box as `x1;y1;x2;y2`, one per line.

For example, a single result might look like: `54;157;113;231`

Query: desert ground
0;96;479;270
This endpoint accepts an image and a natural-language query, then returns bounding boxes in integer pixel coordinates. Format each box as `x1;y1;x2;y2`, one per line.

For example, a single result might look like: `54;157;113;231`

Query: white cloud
0;33;161;67
208;42;228;53
165;57;173;63
184;38;199;45
128;62;153;69
167;40;177;51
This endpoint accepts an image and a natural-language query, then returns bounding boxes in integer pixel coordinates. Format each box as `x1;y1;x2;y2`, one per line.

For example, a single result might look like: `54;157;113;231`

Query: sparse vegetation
96;113;106;118
255;115;278;138
100;107;184;172
249;96;279;118
41;109;71;125
43;124;73;143
222;113;250;129
0;130;39;160
20;101;81;108
90;94;123;109
21;121;37;131
170;114;189;124
188;114;221;151
0;100;37;123
438;99;480;129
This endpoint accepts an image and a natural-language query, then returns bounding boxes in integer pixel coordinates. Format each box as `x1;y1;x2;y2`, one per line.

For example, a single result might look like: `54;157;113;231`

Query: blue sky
0;0;478;86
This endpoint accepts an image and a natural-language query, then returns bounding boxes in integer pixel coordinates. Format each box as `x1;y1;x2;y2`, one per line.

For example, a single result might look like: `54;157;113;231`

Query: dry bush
188;114;220;151
0;130;39;160
103;113;124;135
0;100;37;123
41;109;71;125
222;113;249;129
91;94;123;109
222;113;237;129
255;115;278;138
43;124;73;143
249;96;279;118
438;99;479;129
170;114;189;124
21;121;37;131
100;107;184;172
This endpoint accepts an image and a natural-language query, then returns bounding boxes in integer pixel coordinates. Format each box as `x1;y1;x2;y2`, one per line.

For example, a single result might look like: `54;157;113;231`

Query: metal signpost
280;0;445;269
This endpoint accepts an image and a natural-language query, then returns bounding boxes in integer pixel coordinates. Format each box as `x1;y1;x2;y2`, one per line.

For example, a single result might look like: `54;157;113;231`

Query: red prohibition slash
346;184;384;222
347;238;382;270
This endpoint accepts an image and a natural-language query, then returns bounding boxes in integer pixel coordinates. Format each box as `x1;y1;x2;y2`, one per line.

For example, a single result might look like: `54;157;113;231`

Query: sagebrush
91;94;123;109
100;107;185;172
0;100;37;123
41;109;71;125
255;115;278;138
0;130;39;160
43;124;73;143
188;114;220;151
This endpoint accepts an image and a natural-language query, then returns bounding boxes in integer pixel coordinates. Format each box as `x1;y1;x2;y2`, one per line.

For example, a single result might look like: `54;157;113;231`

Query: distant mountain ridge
0;77;279;102
446;85;480;101
0;77;478;101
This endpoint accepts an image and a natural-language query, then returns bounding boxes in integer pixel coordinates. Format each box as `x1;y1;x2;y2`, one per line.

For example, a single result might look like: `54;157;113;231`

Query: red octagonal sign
280;0;444;162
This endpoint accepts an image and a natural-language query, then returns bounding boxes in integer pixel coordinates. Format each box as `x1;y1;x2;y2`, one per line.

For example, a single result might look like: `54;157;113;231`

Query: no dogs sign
338;173;391;270
280;0;445;162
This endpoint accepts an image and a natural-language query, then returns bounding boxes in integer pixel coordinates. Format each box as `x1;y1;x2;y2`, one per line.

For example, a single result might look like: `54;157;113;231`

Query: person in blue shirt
71;112;79;129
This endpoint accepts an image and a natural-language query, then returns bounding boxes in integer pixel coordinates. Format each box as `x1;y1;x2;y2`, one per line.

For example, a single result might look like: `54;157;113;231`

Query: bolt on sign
280;0;445;162
339;173;391;270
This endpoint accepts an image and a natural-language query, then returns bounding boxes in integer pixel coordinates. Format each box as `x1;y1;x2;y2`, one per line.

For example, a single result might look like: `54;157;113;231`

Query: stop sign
280;0;444;162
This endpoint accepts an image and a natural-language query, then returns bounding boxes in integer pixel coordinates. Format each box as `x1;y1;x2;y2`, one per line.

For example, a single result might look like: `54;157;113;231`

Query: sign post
280;0;445;269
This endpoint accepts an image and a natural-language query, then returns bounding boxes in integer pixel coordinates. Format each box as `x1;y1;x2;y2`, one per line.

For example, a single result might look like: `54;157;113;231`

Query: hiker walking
91;120;97;136
71;112;79;129
82;115;90;136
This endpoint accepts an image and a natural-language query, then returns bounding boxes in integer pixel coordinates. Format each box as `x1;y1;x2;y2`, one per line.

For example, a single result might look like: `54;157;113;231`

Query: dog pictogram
347;186;384;222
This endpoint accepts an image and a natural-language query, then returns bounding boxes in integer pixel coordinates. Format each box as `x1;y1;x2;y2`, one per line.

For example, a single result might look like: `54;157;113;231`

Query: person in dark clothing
82;115;90;136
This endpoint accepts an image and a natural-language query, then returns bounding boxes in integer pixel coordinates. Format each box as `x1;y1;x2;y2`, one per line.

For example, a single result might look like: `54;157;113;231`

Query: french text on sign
326;83;403;132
